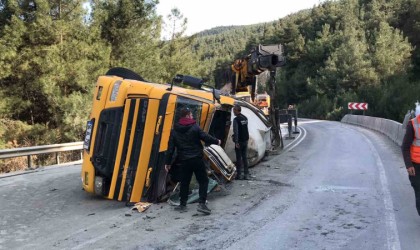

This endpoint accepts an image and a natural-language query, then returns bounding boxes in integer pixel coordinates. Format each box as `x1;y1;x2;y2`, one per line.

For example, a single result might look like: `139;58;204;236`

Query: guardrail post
292;109;299;134
27;155;32;169
285;115;295;140
56;152;60;165
275;108;284;149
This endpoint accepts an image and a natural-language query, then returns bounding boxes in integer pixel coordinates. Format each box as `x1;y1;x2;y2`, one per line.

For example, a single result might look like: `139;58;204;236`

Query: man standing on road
165;108;220;215
233;105;249;180
402;104;420;216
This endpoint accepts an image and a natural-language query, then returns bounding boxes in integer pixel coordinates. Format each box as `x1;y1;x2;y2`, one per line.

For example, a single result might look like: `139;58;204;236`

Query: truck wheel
105;67;145;81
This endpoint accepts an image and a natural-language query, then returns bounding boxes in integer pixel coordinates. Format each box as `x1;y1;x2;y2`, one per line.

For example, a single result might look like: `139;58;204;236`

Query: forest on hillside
195;0;420;122
0;0;419;154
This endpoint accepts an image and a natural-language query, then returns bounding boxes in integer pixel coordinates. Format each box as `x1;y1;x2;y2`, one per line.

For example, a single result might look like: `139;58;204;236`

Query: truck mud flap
204;145;236;181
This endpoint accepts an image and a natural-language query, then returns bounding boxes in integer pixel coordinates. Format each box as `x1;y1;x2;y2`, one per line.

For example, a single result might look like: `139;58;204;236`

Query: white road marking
314;185;368;192
283;126;307;152
297;120;325;124
360;133;401;250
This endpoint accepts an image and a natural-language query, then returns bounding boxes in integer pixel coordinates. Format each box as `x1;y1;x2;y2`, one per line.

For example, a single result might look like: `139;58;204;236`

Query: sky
156;0;325;36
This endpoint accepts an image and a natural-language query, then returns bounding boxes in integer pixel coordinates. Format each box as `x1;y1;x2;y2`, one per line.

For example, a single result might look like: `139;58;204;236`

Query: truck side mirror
213;88;221;103
168;74;204;91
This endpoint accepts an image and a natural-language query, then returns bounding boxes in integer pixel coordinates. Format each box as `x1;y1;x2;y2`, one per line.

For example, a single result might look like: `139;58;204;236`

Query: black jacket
233;113;249;143
402;121;415;168
165;120;219;164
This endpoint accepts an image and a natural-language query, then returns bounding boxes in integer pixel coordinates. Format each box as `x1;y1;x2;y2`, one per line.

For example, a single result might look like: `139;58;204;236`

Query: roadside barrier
341;112;413;146
276;109;299;139
289;109;299;134
0;142;83;168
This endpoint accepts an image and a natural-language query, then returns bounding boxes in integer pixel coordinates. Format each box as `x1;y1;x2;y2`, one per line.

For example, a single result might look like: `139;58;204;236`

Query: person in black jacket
165;108;220;214
233;105;249;180
402;106;420;216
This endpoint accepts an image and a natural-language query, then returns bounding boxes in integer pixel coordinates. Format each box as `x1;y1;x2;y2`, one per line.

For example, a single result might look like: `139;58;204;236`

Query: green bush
299;95;333;119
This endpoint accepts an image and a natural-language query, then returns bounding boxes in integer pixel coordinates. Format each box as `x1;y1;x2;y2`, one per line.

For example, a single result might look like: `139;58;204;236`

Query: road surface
1;120;419;250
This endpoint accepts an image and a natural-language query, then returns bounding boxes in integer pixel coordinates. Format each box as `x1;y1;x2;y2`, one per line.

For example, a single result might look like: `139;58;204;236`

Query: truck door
144;95;213;202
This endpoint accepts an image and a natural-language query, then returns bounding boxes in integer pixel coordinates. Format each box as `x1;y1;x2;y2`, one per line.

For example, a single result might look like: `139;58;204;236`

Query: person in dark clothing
165;108;220;214
401;106;420;216
232;105;249;180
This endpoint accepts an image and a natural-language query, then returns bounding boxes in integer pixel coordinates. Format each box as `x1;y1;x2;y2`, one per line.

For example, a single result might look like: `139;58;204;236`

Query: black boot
197;203;211;215
174;204;187;212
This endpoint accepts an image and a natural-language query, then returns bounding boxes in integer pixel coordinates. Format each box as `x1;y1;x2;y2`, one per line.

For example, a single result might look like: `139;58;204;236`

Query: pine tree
314;0;378;107
158;8;200;83
371;21;412;79
94;0;162;82
0;0;109;143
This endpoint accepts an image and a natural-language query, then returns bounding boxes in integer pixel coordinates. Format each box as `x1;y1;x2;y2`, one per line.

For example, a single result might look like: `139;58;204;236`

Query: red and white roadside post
348;102;368;115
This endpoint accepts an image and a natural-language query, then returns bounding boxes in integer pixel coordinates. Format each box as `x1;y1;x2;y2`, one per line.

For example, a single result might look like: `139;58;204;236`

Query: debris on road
131;202;152;212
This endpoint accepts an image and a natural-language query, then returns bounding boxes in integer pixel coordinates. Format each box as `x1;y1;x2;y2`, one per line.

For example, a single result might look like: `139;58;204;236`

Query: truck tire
105;67;145;82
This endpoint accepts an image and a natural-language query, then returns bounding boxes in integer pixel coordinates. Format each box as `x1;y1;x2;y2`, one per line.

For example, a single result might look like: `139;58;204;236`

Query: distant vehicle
235;91;252;103
256;94;270;116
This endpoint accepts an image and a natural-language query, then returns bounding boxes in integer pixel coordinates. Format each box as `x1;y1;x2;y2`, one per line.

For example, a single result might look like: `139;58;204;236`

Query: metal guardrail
0;141;84;168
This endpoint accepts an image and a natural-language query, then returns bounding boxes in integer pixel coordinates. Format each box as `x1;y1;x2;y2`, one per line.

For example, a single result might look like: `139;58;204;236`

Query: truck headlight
94;176;104;195
110;81;122;101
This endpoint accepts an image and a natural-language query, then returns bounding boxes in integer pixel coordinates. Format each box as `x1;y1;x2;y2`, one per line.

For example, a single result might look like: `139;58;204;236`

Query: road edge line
361;133;401;250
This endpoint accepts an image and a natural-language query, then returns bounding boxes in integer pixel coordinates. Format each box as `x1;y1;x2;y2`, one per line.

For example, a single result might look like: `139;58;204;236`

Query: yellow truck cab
81;68;234;203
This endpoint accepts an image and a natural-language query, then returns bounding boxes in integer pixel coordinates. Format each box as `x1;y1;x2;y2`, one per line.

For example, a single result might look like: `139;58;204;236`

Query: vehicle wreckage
81;44;286;204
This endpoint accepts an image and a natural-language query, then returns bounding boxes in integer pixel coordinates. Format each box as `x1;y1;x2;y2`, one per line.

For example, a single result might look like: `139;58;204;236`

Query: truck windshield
173;96;203;125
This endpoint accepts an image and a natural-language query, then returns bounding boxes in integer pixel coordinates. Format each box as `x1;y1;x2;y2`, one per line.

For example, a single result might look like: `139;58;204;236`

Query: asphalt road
1;120;419;250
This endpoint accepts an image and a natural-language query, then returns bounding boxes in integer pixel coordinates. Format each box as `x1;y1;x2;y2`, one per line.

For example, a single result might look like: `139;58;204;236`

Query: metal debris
131;202;152;212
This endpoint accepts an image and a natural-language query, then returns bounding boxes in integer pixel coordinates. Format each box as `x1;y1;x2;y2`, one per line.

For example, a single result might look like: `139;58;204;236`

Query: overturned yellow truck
81;68;239;203
81;68;276;204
